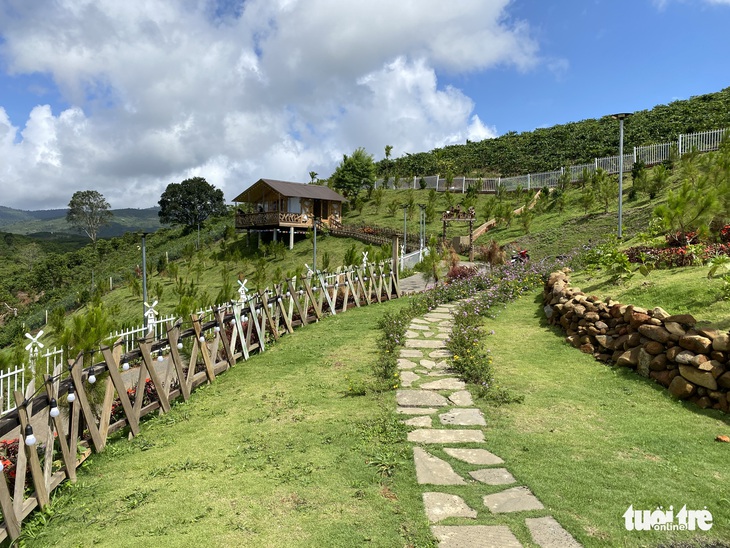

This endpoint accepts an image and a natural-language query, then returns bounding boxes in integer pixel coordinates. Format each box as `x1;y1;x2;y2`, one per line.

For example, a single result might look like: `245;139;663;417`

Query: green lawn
475;292;730;547
12;283;730;547
570;265;730;330
16;299;435;548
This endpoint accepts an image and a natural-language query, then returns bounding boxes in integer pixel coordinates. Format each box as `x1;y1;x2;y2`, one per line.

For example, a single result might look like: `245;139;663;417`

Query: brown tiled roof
233;179;345;203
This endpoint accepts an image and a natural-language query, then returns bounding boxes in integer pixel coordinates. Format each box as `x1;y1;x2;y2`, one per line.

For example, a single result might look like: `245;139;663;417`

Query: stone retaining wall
543;270;730;413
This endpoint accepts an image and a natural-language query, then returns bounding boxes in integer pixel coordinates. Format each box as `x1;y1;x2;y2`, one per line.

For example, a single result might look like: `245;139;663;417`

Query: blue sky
451;0;730;133
0;0;728;210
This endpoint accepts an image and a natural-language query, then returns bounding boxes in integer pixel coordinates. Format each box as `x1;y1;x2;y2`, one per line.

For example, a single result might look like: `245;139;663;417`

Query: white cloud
0;0;539;209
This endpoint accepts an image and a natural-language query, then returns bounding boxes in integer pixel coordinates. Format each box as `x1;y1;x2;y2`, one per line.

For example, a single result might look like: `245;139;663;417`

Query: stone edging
543;270;730;412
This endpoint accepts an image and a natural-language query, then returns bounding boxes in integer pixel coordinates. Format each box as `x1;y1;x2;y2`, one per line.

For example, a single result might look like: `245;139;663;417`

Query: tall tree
593;168;618;213
329;147;375;199
158;177;227;230
66;190;113;245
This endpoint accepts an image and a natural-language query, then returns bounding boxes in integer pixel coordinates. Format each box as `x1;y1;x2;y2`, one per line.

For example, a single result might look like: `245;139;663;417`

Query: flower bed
374;259;559;393
625;243;730;268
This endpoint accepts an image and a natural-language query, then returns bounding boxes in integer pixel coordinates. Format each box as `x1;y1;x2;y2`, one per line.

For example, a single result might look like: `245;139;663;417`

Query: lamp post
141;232;149;330
611;113;632;239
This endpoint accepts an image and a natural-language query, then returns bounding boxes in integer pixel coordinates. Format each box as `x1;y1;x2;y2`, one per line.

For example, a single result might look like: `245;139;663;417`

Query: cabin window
288;197;301;213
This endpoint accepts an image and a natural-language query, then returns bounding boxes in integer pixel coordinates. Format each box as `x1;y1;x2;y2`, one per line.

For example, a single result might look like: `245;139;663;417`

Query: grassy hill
376;86;730;179
0;206;161;237
2;88;729;354
0;164;688;350
3;89;729;546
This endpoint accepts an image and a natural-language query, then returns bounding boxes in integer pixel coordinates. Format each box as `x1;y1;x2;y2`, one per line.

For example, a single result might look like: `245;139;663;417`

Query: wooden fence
0;262;401;542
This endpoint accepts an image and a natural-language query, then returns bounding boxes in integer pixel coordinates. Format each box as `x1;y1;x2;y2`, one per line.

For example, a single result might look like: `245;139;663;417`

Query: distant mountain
0;206;162;237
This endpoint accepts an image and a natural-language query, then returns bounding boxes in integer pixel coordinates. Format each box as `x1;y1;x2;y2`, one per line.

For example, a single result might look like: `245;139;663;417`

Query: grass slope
477;293;730;547
16;299;435;548
570;266;730;330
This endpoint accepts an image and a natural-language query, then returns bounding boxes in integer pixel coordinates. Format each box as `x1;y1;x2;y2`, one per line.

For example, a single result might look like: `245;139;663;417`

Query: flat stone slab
469;468;516;485
439;321;454;327
483;486;544;513
398;358;418;370
431;526;522;548
421;378;466;391
409;324;433;331
433;308;453;314
434;333;449;339
414;447;466;485
423;493;477;523
399;371;420;387
429;350;453;358
403;416;433;428
411;318;429;324
396;390;449;407
405;339;447;349
408;429;485;444
448;390;474;406
397;407;438;415
420;359;437;369
400;349;424;358
405;330;421;339
439;408;486;426
444;448;504;465
425;313;453;320
525;516;582;548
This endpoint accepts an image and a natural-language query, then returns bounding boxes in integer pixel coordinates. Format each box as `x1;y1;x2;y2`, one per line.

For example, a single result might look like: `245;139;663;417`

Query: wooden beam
317;273;336;315
232;304;250;360
42;375;76;482
100;346;140;436
287;280;308;326
67;356;105;453
166;324;191;401
274;287;294;334
345;270;360;307
247;300;266;351
215;309;236;365
258;290;279;340
137;339;170;413
13;391;49;509
0;466;20;541
191;314;216;384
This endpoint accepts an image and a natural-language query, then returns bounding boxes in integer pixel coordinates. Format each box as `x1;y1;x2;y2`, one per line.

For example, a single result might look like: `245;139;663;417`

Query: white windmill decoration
25;330;44;376
362;251;369;268
304;263;314;277
237;279;250;303
144;300;159;333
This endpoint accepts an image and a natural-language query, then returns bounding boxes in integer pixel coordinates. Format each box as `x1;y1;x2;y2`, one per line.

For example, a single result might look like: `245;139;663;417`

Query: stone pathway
397;303;581;547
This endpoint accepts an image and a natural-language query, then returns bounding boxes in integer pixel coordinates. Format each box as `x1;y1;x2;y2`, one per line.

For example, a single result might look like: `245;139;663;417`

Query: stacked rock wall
543;270;730;413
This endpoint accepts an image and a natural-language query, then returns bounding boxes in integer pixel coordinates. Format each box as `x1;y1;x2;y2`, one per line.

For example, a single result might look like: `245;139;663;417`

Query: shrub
445;265;478;283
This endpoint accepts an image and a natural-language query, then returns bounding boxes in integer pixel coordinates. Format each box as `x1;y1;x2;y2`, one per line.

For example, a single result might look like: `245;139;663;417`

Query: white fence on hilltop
375;127;729;193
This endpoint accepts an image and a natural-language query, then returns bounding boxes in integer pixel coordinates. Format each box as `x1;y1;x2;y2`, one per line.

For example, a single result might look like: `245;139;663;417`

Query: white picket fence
375;127;728;193
0;366;25;415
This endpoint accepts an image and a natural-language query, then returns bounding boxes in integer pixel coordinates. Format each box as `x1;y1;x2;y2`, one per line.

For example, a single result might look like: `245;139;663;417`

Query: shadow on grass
530;291;730;427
